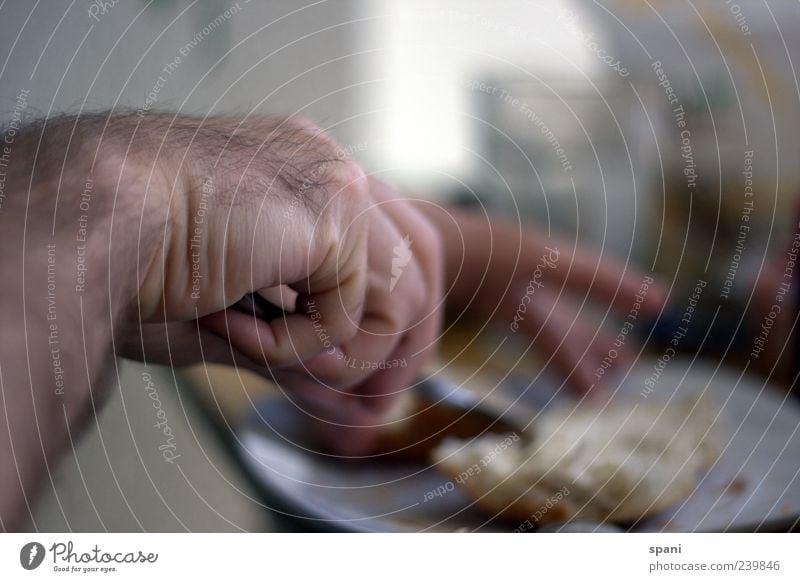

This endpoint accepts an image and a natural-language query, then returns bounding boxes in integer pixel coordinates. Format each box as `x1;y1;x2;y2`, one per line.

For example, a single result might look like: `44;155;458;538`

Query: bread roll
432;394;725;525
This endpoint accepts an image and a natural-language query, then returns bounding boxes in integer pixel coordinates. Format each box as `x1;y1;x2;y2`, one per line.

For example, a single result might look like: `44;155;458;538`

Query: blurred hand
420;205;666;395
750;243;796;387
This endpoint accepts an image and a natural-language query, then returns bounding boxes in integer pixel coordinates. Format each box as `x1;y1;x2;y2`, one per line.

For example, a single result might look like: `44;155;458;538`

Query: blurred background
1;0;799;531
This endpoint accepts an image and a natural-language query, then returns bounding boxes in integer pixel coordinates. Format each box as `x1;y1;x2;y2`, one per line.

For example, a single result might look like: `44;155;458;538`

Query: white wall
0;0;369;147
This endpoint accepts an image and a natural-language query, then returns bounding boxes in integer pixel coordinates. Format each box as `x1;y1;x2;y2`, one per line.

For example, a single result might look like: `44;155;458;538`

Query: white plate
237;359;800;532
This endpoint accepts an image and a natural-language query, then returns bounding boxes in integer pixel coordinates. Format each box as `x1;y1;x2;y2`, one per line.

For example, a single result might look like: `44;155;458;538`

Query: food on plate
431;394;725;525
370;390;516;458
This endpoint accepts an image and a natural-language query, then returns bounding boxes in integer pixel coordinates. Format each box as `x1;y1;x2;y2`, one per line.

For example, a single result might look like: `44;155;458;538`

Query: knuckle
417;212;444;266
413;274;429;313
331;314;360;345
309;157;370;237
267;114;367;216
284;113;322;134
327;159;370;217
325;362;359;388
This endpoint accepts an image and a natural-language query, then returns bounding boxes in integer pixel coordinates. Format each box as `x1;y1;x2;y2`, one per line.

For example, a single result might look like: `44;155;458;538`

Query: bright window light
370;0;596;177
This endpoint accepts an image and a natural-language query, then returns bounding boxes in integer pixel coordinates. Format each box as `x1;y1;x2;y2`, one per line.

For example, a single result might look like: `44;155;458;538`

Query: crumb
722;476;747;495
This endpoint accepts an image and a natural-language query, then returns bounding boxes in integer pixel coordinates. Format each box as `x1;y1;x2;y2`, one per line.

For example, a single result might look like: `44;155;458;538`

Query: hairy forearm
0;115;146;530
0;111;349;529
